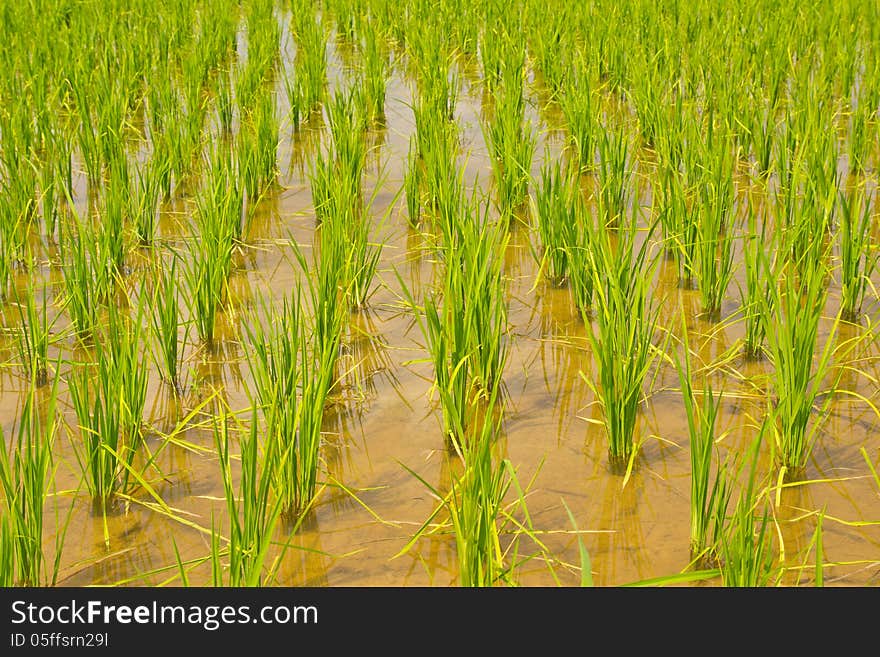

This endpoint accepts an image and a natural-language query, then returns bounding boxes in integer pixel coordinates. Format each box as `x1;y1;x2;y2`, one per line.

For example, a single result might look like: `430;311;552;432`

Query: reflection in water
590;470;650;586
277;511;330;587
772;480;822;586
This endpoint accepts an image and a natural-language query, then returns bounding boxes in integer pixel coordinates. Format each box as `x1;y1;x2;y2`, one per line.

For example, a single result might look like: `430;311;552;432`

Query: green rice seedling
746;101;776;181
404;136;423;227
396;386;544;586
131;156;165;246
182;230;233;350
58;210;111;340
398;187;509;444
291;10;328;112
243;291;303;515
361;19;389;124
342;204;383;312
837;184;877;322
69;303;148;516
416;102;461;230
457;193;510;399
581;211;664;468
282;66;305;132
326;85;368;202
596;127;634;227
565;201;596;315
671;319;735;567
483;58;535;219
719;430;780;587
239;91;280;205
261;242;345;518
559;72;597;171
182;146;238;348
149;255;189;395
440;393;512;586
38;149;60;241
0;377;65;586
530;158;578;286
308;146;334;224
101;156;131;275
12;278;56;388
760;239;840;477
739;203;774;359
628;53;666;148
694;131;736;318
848;90;872;177
528;4;572;97
215;66;235;135
412;25;458;122
211;407;282;586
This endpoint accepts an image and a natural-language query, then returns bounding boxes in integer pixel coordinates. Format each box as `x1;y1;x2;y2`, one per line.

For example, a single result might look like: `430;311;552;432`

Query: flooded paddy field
1;0;879;587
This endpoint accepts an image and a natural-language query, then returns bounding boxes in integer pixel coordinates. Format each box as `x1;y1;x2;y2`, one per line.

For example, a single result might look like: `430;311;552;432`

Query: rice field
1;0;880;588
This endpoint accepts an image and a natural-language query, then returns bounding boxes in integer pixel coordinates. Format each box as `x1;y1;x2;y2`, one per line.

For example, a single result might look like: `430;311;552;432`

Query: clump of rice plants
290;8;328;112
211;406;282;586
483;55;535;220
718;431;780;586
58;210;113;340
581;211;664;469
404;136;423;227
738;203;774;360
238;90;280;209
694;129;736;318
182;146;239;348
671;320;735;567
837;183;877;322
596;127;634;227
243;280;340;521
148;255;189;395
360;18;389;124
530;159;579;286
529;158;595;312
399;188;509;447
559;69;597;171
11;278;56;387
396;388;545;587
68;299;149;521
0;378;67;586
761;233;841;477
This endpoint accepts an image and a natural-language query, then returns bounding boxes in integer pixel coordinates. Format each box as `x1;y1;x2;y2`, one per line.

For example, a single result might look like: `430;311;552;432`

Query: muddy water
2;25;880;588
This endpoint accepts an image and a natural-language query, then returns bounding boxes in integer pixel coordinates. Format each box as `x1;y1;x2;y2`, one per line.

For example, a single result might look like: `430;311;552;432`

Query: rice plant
739;204;774;360
718;430;780;586
530;159;578;286
596;127;634;227
360;19;389;124
68;300;149;516
483;57;535;219
837;183;877;321
0;378;66;586
148;255;189;394
761;238;840;476
581;212;664;468
396;387;543;586
694;131;736;318
211;407;282;586
404;136;423;227
58;210;111;340
11;278;56;387
671;320;735;566
559;72;597;171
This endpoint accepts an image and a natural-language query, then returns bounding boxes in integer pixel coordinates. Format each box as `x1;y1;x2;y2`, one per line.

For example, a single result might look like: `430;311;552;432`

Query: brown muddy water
2;31;880;588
